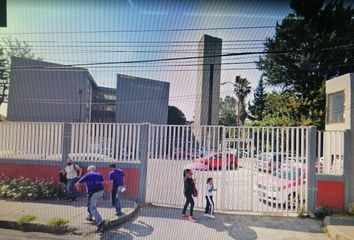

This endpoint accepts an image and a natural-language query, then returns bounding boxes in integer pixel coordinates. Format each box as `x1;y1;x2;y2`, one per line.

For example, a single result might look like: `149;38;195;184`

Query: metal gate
146;125;311;214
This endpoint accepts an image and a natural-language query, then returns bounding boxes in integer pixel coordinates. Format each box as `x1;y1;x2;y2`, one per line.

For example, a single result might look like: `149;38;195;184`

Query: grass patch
47;217;69;227
17;215;37;225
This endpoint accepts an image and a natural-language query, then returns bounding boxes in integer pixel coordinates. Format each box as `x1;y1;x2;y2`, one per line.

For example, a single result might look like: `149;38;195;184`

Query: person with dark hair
181;169;197;222
64;158;82;202
204;177;216;218
108;163;125;216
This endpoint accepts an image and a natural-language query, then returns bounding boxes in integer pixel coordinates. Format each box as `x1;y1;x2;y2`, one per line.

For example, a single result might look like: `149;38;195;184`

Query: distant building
194;34;222;127
7;57;114;123
91;86;116;122
116;74;170;124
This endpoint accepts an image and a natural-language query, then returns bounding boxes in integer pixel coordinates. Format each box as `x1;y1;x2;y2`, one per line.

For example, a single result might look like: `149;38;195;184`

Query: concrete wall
116;74;169;124
325;73;354;205
7;57;93;122
0;161;140;198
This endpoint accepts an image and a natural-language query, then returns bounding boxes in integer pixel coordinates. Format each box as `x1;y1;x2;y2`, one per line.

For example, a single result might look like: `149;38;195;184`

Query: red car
196;153;238;170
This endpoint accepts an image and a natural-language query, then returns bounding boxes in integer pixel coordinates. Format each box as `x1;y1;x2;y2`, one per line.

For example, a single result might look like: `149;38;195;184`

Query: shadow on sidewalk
122;206;324;240
100;220;154;240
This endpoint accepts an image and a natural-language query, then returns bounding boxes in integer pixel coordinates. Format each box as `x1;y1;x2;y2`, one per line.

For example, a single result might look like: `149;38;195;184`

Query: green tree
249;77;267;121
234;76;251;125
257;0;354;129
168;106;186;125
219;96;237;126
0;37;36;107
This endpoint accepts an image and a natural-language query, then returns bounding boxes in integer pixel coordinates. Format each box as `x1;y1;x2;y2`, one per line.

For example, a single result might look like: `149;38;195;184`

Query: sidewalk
0;197;138;235
325;216;354;240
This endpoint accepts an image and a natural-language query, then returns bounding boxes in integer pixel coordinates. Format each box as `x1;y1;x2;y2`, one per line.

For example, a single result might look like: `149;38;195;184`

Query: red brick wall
316;180;344;210
0;163;140;198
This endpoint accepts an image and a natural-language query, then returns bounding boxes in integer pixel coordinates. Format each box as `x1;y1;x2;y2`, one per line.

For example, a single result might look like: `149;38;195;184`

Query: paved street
0;206;330;240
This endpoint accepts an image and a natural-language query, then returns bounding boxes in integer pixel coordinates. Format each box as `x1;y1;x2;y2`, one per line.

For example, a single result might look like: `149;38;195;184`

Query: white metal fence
316;131;344;176
146;125;311;214
0;122;63;160
69;123;141;163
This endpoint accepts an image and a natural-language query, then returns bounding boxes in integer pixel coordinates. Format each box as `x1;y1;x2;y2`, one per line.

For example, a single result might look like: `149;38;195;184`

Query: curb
0;202;140;235
324;216;354;240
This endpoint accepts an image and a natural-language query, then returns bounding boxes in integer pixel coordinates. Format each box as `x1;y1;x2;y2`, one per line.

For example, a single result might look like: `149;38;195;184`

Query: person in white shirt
64;158;82;201
204;177;216;218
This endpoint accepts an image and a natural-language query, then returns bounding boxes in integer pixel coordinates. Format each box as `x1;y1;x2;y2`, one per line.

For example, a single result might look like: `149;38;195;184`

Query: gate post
138;123;150;202
307;126;317;214
343;129;351;210
220;126;227;211
61;122;72;166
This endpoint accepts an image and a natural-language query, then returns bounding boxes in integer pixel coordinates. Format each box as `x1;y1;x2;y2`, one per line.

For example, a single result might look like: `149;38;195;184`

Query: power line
5;45;354;70
0;26;275;35
0;39;266;43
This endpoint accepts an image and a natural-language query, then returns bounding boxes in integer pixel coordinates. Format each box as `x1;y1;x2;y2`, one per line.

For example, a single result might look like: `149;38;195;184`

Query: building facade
7;57;94;122
116;74;169;124
91;86;116;122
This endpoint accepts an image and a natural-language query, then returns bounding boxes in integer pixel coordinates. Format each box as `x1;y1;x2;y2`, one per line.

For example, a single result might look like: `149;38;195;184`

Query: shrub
314;207;333;219
348;203;354;216
17;215;37;225
47;218;69;227
0;177;61;201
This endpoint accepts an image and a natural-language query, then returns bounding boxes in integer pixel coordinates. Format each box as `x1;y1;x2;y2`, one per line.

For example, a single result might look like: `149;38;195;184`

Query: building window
327;91;345;123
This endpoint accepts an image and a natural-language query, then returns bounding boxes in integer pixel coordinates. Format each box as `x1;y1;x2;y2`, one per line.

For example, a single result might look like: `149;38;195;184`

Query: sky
0;0;293;120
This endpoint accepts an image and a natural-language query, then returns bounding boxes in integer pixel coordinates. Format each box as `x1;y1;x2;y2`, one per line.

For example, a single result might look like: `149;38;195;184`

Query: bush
47;217;69;227
348;203;354;216
17;215;37;225
314;207;333;219
0;178;61;200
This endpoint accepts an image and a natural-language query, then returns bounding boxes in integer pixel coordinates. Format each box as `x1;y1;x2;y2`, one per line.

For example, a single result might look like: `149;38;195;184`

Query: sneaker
188;216;197;222
96;221;105;233
208;215;215;219
181;214;189;219
204;213;210;217
116;212;124;217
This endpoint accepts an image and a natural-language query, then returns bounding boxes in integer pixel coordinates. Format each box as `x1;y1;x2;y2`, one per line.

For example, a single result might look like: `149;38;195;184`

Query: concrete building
7;57;115;123
116;74;169;124
91;86;116;122
194;34;222;127
7;57;95;122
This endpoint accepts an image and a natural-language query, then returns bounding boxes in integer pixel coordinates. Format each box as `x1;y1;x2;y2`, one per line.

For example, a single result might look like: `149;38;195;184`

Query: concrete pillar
61;123;72;166
138;123;150;202
307;126;317;213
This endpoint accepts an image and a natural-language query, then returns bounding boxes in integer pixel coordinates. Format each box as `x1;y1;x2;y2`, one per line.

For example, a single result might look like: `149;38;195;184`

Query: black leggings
205;196;214;215
182;194;195;216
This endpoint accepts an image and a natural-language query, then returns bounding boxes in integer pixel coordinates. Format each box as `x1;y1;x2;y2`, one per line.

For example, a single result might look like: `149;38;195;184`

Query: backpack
58;170;67;183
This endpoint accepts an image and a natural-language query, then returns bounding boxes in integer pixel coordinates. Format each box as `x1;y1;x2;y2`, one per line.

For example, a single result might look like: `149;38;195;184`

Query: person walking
204;177;216;219
76;165;105;233
182;169;197;222
64;158;82;201
108;164;125;216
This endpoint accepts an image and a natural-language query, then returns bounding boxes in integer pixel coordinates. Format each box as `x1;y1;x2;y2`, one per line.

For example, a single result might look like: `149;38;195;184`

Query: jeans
182;193;194;216
66;178;77;199
111;187;122;215
87;191;103;226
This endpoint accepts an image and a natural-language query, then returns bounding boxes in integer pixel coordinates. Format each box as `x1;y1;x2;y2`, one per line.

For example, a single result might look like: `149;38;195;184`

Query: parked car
255;167;306;209
190;152;238;171
256;153;286;172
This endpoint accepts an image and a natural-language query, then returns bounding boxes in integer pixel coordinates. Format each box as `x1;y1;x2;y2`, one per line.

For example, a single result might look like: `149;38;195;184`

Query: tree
234;76;251;125
168;106;186;125
0;37;36;107
219;96;237;126
257;0;354;129
249;77;267;121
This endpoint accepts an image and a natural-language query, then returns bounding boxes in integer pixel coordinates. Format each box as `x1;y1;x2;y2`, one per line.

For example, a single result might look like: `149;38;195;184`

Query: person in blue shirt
76;165;105;233
108;164;125;216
